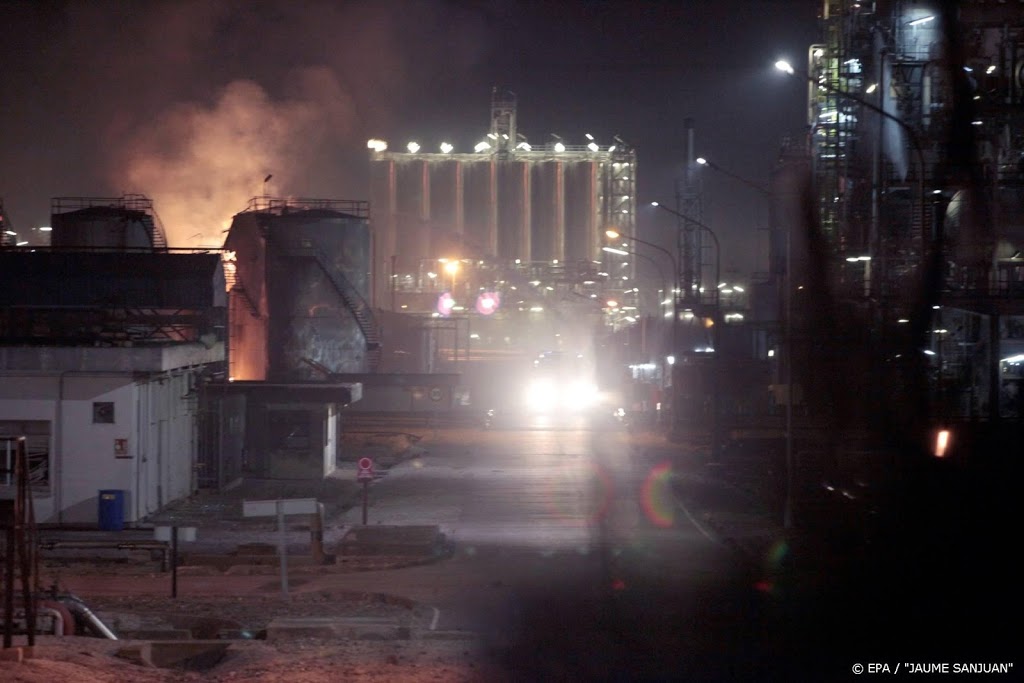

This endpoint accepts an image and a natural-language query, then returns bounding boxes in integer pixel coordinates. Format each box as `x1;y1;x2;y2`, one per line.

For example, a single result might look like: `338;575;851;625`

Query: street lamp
650;200;724;456
694;154;797;529
443;259;459;292
649;202;721;307
606;227;679;358
695;157;772;197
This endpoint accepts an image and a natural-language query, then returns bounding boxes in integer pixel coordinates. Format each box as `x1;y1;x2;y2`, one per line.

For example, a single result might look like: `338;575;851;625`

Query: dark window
93;402;115;424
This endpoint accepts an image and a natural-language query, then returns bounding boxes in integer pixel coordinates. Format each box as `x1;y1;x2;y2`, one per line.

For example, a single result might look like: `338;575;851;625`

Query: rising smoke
119;69;357;247
0;0;484;247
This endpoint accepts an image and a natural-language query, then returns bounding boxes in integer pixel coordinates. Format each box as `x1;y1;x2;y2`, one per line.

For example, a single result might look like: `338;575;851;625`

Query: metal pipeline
54;593;118;640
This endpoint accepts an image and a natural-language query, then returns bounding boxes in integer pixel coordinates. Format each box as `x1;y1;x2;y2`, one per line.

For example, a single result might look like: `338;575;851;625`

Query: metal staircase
297;245;382;372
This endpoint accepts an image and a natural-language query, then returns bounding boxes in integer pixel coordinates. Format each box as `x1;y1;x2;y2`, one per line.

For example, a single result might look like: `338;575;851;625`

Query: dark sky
0;0;818;276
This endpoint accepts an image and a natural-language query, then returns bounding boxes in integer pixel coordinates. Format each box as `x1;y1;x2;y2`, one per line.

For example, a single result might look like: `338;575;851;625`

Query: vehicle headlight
566;380;598;408
525;378;555;411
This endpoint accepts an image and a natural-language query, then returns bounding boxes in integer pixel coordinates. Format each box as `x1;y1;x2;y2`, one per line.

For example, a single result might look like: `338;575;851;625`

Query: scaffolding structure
798;0;1024;437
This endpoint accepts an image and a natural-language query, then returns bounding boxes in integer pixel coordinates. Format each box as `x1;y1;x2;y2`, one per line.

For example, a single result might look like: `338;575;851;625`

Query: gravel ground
2;635;499;682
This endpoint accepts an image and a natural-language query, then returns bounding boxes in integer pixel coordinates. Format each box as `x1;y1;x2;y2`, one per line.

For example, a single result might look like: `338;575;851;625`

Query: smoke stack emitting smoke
117;70;357;248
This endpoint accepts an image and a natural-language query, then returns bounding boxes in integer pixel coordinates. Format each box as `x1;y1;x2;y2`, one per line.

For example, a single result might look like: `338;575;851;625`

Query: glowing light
933;429;951;457
366;139;388;152
696;157;707;165
406;141;420;153
986;65;996;75
474;141;491;152
865;83;878;94
640;462;675;527
585;133;594;141
908;15;934;26
443;260;459;275
39;226;52;232
475;292;500;315
436;293;456;316
554;142;566;152
587;142;599;152
439;142;454;154
775;60;795;74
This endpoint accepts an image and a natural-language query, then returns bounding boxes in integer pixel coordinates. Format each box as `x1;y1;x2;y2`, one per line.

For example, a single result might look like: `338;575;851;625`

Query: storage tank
50;196;164;251
463;159;497;258
496;160;531;261
531;160;565;263
369;157;396;309
564;161;600;263
428;159;464;256
263;207;372;380
394;159;431;273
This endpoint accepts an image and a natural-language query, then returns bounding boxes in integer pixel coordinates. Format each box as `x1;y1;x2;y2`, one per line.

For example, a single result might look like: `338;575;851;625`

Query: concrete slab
116;640;230;670
337;524;446;557
266;616;410;641
118;629;193;640
417;629;479;641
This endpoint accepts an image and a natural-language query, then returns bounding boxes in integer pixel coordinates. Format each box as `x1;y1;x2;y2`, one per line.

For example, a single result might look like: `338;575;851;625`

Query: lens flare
640;461;675;527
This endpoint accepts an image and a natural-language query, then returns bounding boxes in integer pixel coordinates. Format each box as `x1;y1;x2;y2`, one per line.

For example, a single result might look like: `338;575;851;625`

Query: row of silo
369;153;609;285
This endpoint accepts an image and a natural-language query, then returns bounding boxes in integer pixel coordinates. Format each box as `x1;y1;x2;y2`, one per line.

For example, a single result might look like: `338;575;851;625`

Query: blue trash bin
98;489;125;531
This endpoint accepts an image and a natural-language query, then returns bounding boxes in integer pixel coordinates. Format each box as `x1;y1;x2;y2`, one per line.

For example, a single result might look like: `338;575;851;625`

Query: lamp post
650;200;723;455
693;155;795;529
605;229;679;339
776;58;935;529
649;202;720;307
603;241;675;428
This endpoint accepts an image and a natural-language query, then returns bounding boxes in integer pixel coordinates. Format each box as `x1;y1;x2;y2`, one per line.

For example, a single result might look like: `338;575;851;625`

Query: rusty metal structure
222;196;378;381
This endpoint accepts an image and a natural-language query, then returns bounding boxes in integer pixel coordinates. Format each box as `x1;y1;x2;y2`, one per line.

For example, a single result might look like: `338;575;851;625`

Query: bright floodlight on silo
367;138;388;152
440;142;454;154
474;141;491;153
554;142;566;153
407;141;421;153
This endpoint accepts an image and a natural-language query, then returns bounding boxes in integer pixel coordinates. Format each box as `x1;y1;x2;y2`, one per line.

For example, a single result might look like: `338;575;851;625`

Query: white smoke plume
118;68;356;248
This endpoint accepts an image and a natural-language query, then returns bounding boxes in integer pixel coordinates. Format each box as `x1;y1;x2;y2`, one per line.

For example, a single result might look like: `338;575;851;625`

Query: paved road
332;421;768;680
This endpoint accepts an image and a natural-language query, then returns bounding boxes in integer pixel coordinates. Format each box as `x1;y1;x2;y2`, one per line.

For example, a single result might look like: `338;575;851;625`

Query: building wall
0;369;201;525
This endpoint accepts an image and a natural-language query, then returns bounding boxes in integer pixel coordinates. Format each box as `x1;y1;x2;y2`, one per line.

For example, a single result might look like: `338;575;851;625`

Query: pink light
476;291;500;315
437;292;455;316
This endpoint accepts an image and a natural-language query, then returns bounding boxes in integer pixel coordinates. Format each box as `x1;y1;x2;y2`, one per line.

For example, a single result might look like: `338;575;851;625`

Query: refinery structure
769;0;1024;455
367;89;639;333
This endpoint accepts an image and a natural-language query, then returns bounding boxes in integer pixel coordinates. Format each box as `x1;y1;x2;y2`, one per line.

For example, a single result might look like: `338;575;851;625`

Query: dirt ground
2;635;498;682
2;430;508;681
1;588;501;682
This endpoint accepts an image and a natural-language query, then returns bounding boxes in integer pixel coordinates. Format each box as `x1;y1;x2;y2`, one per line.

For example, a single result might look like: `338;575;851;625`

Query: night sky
0;0;818;277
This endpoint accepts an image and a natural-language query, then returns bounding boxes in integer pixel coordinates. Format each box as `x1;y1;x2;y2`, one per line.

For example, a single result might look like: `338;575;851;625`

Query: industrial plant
0;0;1020;529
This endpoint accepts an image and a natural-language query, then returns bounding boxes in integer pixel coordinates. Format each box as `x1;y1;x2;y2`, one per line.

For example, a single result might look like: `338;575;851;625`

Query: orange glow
933;429;951;458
